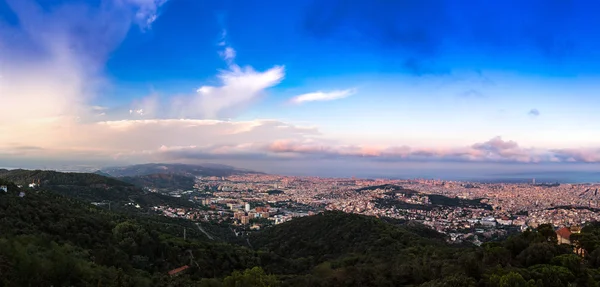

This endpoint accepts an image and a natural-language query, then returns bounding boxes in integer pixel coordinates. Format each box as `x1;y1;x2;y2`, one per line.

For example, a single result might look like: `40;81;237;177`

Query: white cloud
157;28;285;119
0;118;319;163
290;88;357;104
220;47;237;63
186;65;284;118
122;0;169;29
0;0;171;125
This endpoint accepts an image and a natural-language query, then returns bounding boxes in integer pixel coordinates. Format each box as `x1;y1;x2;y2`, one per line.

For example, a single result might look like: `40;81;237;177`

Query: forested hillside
3;177;600;286
252;212;600;286
120;173;196;190
99;163;263;178
0;184;277;286
0;169;195;210
0;169;131;187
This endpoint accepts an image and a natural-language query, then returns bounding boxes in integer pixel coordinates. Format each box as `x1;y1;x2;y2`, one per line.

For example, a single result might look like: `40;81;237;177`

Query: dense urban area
3;165;600;286
141;172;600;246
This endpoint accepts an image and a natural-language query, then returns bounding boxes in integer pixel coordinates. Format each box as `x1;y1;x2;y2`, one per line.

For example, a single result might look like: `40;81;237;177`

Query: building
256;206;269;213
168;265;189;277
234;211;245;220
556;227;572;245
241;216;250;225
245;202;251;212
0;185;7;192
481;217;497;227
496;216;513;226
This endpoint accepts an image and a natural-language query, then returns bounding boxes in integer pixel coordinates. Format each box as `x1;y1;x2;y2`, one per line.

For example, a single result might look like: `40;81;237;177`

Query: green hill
99;163;263;177
251;211;445;260
0;182;271;286
4;175;600;286
0;169;132;186
120;173;196;190
250;211;466;286
0;169;195;210
252;211;600;286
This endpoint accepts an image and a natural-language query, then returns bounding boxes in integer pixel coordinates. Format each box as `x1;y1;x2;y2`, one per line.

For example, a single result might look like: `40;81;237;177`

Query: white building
481;217;497;227
496;218;513;226
245;203;250;212
0;185;7;192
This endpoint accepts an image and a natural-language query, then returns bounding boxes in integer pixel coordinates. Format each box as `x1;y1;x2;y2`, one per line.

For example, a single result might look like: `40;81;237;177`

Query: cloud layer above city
1;0;600;175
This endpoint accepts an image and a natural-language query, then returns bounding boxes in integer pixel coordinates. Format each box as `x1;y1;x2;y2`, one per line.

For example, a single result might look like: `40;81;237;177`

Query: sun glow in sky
1;0;600;177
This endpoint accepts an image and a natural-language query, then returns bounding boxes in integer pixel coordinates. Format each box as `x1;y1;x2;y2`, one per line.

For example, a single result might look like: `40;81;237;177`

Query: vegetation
0;169;196;210
266;189;284;195
3;176;600;286
427;194;492;210
376;193;491;211
0;169;132;187
0;184;277;286
357;184;490;210
120;173;196;190
355;184;413;193
99;163;263;178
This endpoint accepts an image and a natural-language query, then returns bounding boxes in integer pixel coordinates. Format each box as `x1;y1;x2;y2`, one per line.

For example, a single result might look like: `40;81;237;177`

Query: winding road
195;222;214;240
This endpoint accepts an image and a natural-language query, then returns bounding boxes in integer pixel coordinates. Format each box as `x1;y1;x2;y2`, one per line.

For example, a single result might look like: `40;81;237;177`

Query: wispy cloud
178;64;285;118
217;29;236;64
220;47;236;62
290;88;356;104
0;2;287;165
1;0;167;127
124;0;169;29
155;135;600;164
163;28;285;119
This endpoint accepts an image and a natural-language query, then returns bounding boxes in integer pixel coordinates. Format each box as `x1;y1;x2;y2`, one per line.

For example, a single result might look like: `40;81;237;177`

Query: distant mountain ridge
98;163;264;178
119;173;196;190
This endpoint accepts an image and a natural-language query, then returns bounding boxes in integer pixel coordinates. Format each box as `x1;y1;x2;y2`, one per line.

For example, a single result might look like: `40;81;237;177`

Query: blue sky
2;0;600;178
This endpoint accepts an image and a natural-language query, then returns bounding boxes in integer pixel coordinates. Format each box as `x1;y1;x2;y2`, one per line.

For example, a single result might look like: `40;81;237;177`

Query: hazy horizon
2;160;599;184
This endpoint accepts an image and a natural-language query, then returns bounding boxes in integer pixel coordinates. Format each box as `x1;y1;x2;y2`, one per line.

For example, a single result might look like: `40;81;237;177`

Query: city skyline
2;0;600;176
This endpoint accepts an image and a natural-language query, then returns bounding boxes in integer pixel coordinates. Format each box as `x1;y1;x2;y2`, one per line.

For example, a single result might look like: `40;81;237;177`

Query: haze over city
2;0;600;180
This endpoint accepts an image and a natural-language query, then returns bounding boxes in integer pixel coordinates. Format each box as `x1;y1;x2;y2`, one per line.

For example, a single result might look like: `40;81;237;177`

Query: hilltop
0;169;130;187
119;173;196;190
99;163;264;178
356;183;492;210
0;169;195;210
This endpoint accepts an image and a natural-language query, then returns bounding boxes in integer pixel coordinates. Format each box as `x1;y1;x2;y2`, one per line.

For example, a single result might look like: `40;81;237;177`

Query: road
195;222;214;240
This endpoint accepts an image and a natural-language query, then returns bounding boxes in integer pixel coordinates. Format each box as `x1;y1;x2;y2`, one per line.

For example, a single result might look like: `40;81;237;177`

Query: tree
537;224;558;244
489;272;530;287
223;267;279;287
420;274;477;287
